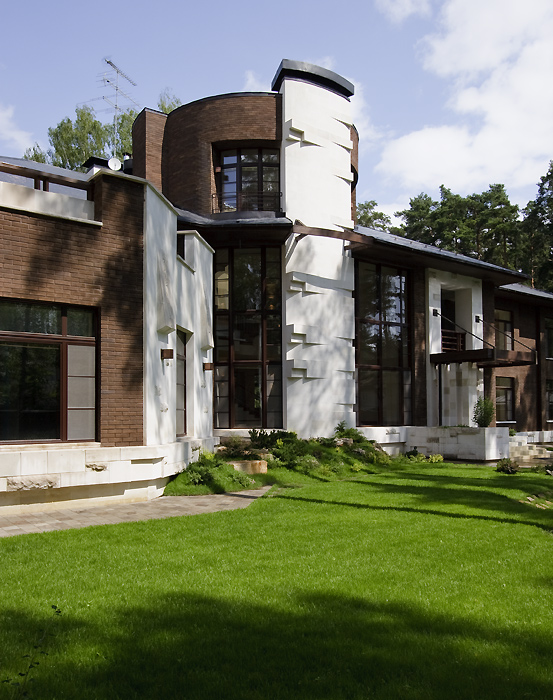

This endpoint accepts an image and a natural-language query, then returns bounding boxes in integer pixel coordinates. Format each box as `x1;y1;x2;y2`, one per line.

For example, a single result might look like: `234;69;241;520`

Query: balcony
441;330;466;352
212;191;282;216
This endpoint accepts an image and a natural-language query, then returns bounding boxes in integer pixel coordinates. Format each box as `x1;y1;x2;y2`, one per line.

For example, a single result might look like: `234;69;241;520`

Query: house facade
1;59;552;511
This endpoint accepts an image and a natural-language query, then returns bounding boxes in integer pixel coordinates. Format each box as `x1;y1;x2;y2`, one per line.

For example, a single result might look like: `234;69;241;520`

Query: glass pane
403;370;412;425
241;167;258;186
233;249;262;312
267;315;281;360
234;314;262;360
234;366;262;427
262;149;279;163
266;248;280;262
546;319;553;357
67;308;94;337
358;321;378;365
263;167;279;183
215;316;229;363
0;301;62;335
223;168;236;184
241;149;259;163
381;268;403;324
357;263;379;321
358;369;378;425
222;150;237;165
382;370;401;425
0;343;60;440
381;325;401;367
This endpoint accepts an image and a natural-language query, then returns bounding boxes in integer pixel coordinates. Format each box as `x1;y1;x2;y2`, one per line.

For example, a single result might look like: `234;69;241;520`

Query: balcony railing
212;191;282;214
441;330;466;352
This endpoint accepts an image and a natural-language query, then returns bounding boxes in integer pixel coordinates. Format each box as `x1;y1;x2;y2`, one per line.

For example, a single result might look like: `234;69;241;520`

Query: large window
355;262;412;426
495;309;513;350
496;376;515;422
214;247;282;428
216;148;280;213
0;300;96;442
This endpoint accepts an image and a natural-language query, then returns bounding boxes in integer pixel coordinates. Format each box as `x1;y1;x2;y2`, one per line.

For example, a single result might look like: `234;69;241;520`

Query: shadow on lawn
331;470;553;531
2;591;553;700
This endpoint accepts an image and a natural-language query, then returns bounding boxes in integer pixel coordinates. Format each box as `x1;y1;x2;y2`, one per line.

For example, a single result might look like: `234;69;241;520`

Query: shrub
427;454;444;463
509;428;517;437
334;421;366;443
473;396;495;427
496;457;519;474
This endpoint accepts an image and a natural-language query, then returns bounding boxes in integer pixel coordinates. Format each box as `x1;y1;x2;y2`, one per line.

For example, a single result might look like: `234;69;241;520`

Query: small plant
334;421;366;443
427;454;444;463
473;396;495;428
496;457;519;474
509;428;517;437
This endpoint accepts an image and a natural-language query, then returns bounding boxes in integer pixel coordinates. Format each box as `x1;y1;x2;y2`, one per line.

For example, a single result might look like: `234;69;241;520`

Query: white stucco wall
283;235;356;437
278;78;354;232
426;269;484;426
142;187;214;447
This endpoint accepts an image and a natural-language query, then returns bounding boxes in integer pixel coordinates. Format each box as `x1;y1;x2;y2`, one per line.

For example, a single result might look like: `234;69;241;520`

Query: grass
1;462;553;699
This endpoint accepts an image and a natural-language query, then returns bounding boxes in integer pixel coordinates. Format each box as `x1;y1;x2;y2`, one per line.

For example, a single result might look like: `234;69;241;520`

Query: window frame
495;376;515;423
216;147;280;214
355;261;413;427
494;308;514;351
0;299;97;444
213;246;282;429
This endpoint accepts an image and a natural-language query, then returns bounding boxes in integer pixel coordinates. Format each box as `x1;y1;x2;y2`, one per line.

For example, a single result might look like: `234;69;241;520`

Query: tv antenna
99;58;140;157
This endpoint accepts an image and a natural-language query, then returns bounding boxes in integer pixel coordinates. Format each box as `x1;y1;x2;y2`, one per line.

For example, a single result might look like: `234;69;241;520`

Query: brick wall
490;292;540;431
159;93;281;214
132;109;168;193
0;173;145;446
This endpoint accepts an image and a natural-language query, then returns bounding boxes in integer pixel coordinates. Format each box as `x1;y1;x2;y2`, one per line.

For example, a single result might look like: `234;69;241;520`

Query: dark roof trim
352;226;528;285
271;60;354;98
498;283;553;303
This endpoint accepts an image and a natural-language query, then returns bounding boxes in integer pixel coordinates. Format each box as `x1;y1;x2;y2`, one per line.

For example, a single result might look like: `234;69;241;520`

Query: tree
356;200;392;231
394;184;521;270
521;162;553;290
23;90;182;171
157;89;182;114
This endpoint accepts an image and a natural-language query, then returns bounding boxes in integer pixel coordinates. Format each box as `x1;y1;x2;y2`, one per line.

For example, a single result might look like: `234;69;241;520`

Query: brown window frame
355;261;412;427
0;299;97;444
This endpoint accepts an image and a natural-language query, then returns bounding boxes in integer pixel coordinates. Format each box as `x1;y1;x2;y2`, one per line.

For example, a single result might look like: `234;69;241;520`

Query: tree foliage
357;165;553;292
23;89;182;171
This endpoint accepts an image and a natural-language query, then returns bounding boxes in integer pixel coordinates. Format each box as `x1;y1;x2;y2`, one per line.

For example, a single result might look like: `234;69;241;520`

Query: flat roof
271;59;354;98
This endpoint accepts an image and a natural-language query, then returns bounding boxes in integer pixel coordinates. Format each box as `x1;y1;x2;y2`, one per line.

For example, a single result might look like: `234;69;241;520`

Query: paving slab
0;487;272;538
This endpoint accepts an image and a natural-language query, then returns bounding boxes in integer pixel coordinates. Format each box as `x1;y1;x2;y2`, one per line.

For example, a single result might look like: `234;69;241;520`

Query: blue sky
2;0;553;220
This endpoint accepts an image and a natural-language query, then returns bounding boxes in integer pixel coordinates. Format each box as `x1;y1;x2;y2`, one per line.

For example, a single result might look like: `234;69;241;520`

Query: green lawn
1;463;553;699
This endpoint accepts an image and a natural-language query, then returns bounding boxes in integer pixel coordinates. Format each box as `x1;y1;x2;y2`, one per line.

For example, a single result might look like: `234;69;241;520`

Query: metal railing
441;330;466;352
212;191;282;214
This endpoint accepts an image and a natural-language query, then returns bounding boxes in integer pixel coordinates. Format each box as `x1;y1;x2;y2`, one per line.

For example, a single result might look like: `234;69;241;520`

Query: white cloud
376;0;553;205
243;70;270;92
0;104;33;154
374;0;431;23
348;79;382;154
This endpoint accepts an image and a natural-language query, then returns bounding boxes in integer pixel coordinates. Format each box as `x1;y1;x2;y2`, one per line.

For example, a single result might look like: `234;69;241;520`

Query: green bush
473;396;495;427
496;457;519;474
165;452;256;496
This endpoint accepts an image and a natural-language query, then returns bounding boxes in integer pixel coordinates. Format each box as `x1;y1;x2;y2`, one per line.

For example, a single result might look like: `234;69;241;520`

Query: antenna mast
101;59;140;158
